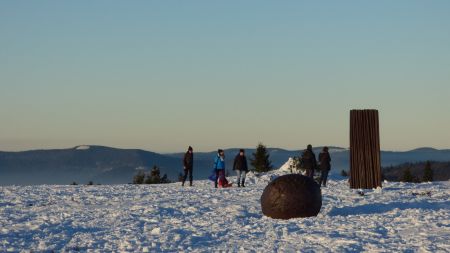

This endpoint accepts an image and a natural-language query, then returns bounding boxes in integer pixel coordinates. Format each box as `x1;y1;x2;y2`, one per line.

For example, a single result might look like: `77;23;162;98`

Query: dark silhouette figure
233;149;249;187
301;144;317;178
318;146;331;187
182;146;194;186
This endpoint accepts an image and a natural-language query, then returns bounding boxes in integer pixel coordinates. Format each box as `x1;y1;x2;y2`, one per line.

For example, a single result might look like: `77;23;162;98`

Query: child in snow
213;149;229;188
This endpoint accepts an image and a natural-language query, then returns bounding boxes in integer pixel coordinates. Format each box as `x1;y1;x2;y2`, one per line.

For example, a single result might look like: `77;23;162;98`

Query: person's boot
182;181;185;187
189;181;193;187
214;181;218;188
237;182;240;187
241;179;245;187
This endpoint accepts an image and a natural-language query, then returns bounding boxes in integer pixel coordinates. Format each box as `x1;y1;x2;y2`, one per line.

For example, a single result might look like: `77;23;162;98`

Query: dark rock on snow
261;174;322;219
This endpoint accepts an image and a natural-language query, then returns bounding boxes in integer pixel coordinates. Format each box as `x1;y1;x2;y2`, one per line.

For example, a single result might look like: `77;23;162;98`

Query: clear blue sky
1;1;449;152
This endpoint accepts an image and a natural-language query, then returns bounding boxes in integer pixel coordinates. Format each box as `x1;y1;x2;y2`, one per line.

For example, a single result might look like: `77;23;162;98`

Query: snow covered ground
1;169;449;252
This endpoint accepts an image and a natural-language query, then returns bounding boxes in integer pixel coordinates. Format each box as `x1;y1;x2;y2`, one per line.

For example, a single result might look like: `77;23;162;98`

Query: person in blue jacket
213;149;226;188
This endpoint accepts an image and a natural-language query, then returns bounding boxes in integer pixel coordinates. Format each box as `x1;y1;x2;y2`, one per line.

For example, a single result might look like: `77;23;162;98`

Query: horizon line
0;144;448;154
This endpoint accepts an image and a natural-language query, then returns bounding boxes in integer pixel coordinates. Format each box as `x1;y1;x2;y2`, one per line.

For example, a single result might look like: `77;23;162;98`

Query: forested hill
383;161;450;181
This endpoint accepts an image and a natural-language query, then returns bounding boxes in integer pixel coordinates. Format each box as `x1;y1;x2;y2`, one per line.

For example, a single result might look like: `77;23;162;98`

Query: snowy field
1;169;449;252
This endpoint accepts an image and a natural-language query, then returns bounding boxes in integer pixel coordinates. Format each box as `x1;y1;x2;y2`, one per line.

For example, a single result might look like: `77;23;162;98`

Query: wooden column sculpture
349;109;382;189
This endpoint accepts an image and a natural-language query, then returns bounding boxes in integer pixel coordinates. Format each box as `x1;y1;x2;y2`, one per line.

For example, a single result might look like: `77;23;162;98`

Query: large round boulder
261;174;322;219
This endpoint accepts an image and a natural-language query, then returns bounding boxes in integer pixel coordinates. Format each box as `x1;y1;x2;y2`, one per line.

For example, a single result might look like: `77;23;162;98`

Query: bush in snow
290;157;304;174
133;166;171;184
133;170;146;184
145;166;161;184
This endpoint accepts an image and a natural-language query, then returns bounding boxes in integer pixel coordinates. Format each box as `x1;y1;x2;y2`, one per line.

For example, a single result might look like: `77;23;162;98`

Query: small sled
220;182;233;188
218;176;232;188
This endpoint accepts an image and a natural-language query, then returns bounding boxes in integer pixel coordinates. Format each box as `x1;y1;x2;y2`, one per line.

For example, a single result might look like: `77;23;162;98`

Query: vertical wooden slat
350;109;382;189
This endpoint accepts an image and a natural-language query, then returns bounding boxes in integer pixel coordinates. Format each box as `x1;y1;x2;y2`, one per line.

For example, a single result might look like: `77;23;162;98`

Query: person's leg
189;168;193;186
241;171;247;187
215;170;219;188
323;171;329;187
182;169;188;186
236;170;241;187
218;170;225;187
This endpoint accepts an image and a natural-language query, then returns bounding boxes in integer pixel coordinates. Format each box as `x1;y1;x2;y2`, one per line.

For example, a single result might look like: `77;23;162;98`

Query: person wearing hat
300;144;317;178
233;149;249;187
213;149;226;188
182;146;194;186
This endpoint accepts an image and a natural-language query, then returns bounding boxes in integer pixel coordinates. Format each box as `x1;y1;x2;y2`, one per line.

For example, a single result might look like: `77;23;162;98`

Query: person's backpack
208;169;217;181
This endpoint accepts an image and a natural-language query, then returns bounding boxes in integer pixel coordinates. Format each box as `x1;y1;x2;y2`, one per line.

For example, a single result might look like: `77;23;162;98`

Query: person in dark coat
233;149;249;187
301;144;317;179
318;146;331;187
182;146;194;186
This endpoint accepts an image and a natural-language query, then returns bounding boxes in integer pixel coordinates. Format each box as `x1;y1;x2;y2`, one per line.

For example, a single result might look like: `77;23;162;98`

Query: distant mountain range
1;145;449;185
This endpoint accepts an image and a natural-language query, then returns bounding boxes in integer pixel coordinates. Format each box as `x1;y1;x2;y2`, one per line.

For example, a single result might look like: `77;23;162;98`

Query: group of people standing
211;149;248;188
300;144;331;187
181;144;332;188
182;147;249;188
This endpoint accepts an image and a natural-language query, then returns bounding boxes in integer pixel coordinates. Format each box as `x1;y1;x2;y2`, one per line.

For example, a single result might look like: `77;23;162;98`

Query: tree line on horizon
340;161;438;183
399;161;433;183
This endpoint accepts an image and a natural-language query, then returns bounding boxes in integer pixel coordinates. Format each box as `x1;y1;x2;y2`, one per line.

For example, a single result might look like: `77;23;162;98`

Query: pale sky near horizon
1;1;449;153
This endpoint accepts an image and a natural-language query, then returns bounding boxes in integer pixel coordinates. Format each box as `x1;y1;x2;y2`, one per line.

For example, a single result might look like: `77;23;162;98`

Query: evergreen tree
401;167;414;182
87;181;94;186
423;161;433;182
340;170;348;177
133;170;145;184
250;143;273;173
